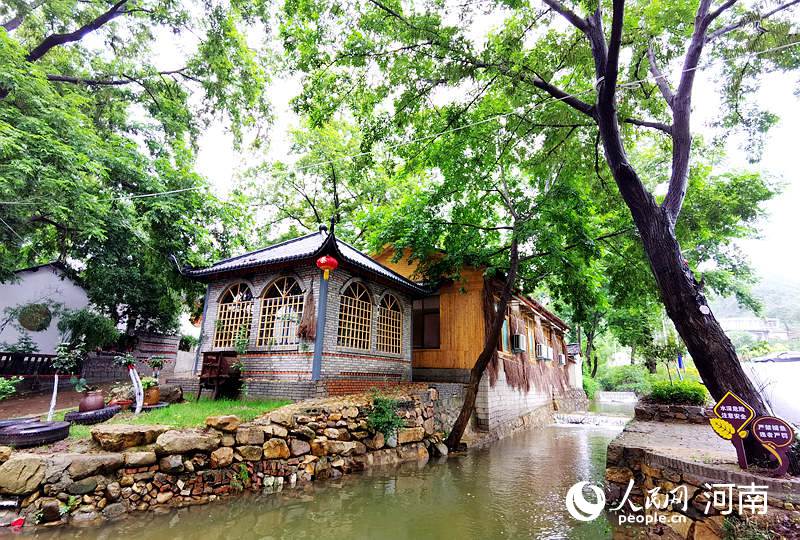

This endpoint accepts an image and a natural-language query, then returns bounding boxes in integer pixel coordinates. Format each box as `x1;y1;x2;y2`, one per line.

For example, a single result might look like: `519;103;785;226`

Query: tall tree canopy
0;0;270;330
280;0;797;451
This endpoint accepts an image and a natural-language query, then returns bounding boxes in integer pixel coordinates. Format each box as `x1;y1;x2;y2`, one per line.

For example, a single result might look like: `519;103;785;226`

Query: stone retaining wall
0;386;459;529
634;402;708;424
605;422;800;539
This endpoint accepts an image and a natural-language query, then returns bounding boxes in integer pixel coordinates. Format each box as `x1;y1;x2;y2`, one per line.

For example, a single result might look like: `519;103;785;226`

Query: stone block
91;425;170;451
262;438;290;459
397;427;424;445
155;430;221;454
206;415;241;432
210;447;233;468
0;455;45;495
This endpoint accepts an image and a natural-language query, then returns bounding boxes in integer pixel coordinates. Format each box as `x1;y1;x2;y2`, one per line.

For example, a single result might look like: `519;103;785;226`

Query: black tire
142;402;169;412
64;405;121;425
0;421;70;448
0;417;38;429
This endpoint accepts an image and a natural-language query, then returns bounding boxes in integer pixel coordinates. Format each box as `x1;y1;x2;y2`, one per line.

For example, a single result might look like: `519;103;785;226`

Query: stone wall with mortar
0;386;460;530
634;402;709;424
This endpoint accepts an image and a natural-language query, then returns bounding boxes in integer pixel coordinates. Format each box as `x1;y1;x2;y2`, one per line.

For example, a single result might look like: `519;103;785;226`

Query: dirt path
0;383;114;418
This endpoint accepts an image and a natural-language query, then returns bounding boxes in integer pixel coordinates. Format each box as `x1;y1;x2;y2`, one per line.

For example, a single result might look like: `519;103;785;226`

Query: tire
0;418;38;429
64;405;121;425
0;421;70;448
142;402;169;412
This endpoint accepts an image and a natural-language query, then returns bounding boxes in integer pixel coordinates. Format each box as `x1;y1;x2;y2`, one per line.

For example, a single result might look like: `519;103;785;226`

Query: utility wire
0;41;797;208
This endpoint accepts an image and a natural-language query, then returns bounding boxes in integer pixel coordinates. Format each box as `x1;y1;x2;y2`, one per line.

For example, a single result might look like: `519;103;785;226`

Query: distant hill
711;273;800;330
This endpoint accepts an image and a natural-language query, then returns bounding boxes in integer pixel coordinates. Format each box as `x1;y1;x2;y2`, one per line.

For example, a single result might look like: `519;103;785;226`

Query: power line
0;41;796;207
0;186;204;206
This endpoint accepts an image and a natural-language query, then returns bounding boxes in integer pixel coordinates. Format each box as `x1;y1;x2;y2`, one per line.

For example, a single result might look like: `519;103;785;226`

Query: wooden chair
196;352;237;400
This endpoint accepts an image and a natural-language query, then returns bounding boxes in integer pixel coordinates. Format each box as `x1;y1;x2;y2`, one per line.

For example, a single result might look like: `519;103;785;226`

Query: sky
189;12;800;292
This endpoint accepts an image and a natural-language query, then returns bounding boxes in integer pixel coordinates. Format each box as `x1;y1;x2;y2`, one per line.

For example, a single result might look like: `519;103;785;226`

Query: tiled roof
184;230;429;295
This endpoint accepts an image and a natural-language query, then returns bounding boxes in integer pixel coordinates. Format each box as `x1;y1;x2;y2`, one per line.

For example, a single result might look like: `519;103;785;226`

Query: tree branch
647;46;674;107
46;68;189;87
706;0;800;41
623;117;672;134
26;0;129;62
541;0;588;32
663;0;729;222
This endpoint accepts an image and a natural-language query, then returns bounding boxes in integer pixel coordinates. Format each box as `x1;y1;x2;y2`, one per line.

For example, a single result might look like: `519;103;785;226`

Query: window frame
376;293;403;355
213;283;254;349
257;276;305;348
412;295;441;350
337;282;373;351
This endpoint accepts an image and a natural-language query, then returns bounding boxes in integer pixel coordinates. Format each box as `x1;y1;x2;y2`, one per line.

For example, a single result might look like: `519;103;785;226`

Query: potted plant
147;355;165;384
114;353;144;414
70;376;104;412
140;377;160;405
107;381;133;410
47;338;85;421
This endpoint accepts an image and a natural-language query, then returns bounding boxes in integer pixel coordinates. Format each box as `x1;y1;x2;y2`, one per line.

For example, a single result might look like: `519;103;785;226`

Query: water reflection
24;426;622;540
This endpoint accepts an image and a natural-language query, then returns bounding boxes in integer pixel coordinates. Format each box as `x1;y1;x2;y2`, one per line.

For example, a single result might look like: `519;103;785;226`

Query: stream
26;403;632;540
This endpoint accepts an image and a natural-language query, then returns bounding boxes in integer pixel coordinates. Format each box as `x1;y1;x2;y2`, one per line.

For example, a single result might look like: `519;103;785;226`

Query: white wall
0;265;90;355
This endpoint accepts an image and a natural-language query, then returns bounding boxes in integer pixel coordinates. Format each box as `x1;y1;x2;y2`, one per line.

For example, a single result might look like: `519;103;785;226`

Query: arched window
258;277;304;346
337;282;372;350
377;294;403;354
213;283;254;349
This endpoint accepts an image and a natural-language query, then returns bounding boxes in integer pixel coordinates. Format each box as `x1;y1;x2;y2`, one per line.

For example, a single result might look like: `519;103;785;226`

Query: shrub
140;377;158;390
598;365;652;395
57;309;119;350
647;380;708;406
583;377;599;399
0;377;22;400
367;393;406;437
179;334;199;351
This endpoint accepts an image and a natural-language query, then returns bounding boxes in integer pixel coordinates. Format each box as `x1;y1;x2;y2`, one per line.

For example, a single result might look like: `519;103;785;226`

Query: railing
0;352;64;377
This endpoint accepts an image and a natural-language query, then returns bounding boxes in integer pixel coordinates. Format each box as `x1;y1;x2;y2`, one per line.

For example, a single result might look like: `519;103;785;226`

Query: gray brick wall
197;265;413;383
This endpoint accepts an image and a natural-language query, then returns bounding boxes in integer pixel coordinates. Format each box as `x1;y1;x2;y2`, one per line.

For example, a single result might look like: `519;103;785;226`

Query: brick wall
82;333;180;383
197;266;413;384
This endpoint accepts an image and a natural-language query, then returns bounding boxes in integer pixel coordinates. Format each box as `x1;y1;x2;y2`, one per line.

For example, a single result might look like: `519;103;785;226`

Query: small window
501;318;510;352
258;277;304;346
377;294;403;354
527;321;536;362
413;296;440;349
213;283;254;349
337;282;372;350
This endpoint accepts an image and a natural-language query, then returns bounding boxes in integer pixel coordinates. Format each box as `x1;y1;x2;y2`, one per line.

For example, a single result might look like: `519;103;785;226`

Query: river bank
21;423;623;539
0;385;589;532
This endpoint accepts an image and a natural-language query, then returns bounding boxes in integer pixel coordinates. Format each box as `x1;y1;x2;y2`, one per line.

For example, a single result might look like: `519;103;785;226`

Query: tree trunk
620;194;773;464
445;239;519;450
630;344;636;365
644;357;657;374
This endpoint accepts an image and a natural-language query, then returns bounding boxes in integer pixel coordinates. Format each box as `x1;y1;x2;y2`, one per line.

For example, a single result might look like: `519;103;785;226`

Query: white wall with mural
0;264;90;355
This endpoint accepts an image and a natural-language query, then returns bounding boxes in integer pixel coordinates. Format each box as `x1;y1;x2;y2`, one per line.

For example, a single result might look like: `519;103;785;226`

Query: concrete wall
476;363;550;431
0;265;89;355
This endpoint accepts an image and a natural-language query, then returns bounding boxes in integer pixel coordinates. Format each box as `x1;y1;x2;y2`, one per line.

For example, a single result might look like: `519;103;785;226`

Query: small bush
583;377;599;399
0;377;22;400
598;365;652;395
647;380;708;406
367;393;406;437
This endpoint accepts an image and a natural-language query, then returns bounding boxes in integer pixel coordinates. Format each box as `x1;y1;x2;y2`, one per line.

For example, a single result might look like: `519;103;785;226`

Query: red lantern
316;255;339;280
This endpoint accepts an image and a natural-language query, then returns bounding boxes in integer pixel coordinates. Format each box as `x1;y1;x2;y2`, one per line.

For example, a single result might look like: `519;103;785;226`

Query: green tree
0;0;265;329
281;0;797;456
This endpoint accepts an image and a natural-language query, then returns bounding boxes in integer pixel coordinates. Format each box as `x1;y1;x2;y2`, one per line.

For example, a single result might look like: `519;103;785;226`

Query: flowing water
26;409;629;540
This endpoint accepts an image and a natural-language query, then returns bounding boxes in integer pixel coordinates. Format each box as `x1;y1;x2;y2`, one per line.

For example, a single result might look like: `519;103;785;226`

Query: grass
55;398;290;440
